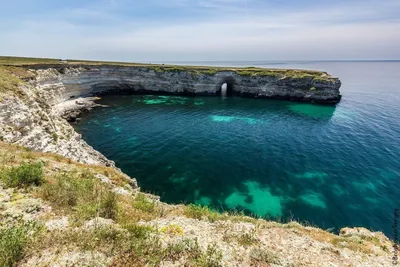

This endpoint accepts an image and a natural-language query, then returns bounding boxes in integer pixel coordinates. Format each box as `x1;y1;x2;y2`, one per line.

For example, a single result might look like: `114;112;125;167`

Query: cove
74;92;399;237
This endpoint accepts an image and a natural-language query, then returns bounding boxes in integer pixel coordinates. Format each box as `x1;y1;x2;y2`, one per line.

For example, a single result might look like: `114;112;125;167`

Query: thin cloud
0;0;399;61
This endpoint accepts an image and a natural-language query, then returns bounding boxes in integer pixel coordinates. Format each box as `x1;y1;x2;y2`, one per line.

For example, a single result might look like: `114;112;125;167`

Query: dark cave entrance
217;77;235;97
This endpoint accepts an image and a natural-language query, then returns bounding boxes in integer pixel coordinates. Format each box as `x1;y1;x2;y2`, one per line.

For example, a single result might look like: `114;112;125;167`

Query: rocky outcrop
0;68;114;166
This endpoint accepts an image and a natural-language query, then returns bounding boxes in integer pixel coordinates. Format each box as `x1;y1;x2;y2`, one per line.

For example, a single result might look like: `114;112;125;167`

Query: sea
74;61;400;238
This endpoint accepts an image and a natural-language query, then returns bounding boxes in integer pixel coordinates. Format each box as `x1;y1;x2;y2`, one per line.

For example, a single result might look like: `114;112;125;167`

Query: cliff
1;57;394;267
28;64;341;105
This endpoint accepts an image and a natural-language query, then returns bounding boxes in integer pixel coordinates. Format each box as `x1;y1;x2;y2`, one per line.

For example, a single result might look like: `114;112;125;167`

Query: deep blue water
74;61;400;238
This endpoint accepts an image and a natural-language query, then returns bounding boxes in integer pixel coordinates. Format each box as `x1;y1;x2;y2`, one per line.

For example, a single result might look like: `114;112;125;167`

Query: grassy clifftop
0;56;332;80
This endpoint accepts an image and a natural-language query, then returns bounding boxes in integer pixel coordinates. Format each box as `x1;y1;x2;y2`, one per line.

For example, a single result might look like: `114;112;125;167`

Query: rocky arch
216;76;236;97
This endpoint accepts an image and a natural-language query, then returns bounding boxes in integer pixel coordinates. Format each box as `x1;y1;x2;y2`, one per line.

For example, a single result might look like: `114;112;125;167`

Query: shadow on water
107;95;338;121
286;102;337;120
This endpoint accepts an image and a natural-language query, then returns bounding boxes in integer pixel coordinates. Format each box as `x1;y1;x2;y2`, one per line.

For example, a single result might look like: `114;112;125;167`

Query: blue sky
1;0;399;61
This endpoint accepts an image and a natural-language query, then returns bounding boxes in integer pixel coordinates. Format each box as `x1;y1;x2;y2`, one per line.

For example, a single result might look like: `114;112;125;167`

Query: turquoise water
74;62;400;237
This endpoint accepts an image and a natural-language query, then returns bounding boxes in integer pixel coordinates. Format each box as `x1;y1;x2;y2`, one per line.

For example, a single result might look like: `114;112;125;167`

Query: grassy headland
0;56;331;80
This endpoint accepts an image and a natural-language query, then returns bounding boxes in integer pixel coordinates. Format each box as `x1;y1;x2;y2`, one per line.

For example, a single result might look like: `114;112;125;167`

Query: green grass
1;162;44;188
39;171;118;222
0;67;25;99
184;204;222;222
0;56;60;65
132;193;156;213
234;69;283;77
0;220;41;267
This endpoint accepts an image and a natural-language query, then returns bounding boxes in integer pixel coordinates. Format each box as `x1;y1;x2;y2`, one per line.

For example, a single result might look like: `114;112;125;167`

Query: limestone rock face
0;72;113;166
30;65;342;104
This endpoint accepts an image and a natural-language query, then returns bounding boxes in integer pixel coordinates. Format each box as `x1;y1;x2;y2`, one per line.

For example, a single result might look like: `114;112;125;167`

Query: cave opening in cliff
218;77;235;97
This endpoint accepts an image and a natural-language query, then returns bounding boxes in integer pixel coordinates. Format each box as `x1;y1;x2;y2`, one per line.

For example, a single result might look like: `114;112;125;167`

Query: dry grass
0;66;25;99
0;56;60;65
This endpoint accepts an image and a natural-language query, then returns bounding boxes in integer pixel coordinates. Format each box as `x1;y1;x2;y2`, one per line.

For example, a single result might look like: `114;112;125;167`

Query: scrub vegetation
0;162;44;188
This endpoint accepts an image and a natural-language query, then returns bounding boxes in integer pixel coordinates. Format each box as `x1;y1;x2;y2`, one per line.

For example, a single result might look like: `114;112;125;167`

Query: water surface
74;61;400;237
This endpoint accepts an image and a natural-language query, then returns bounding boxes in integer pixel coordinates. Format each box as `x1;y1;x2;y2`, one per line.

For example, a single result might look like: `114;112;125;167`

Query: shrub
0;221;40;267
99;190;118;219
1;162;44;188
132;193;156;213
123;223;155;239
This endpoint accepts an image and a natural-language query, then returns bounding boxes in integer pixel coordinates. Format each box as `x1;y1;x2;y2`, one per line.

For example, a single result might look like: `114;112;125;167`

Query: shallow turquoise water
74;62;400;237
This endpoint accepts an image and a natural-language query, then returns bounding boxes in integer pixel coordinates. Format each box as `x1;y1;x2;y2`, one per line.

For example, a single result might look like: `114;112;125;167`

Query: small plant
194;242;223;267
123;223;155;239
249;247;281;265
99;190;118;219
51;132;58;141
132;193;156;213
222;227;259;247
163;238;222;266
237;228;259;246
160;224;184;236
163;240;190;261
184;204;221;222
1;162;44;188
0;221;40;267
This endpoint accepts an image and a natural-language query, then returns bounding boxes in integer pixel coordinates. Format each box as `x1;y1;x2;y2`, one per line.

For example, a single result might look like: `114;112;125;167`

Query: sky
0;0;399;62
